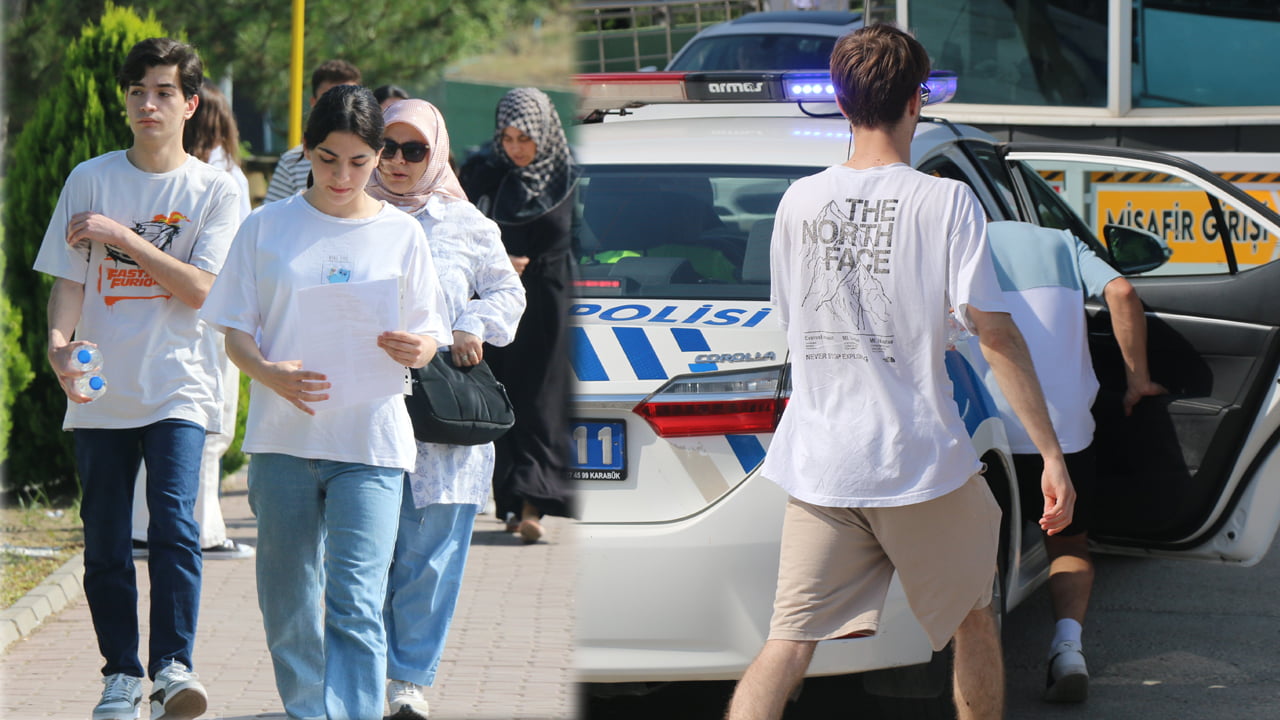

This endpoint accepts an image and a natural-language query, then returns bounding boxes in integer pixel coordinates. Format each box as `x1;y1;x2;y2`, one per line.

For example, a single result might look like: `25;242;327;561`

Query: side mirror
1103;224;1172;275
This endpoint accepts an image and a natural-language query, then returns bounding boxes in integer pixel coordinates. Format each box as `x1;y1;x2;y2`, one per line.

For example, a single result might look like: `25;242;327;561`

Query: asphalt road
583;528;1280;718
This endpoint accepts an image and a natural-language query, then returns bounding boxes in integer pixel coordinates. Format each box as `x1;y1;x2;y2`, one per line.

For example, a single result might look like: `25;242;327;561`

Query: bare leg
953;605;1004;720
517;500;544;543
1044;533;1093;623
725;639;816;720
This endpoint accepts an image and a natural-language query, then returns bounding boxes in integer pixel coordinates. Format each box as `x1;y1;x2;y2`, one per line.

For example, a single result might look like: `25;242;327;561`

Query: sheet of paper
297;278;405;411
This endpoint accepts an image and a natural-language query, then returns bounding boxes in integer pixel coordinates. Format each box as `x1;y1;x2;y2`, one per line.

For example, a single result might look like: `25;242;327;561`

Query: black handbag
405;351;515;445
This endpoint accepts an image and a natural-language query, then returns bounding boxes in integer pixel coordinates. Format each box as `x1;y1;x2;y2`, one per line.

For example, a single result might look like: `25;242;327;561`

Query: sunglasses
919;82;930;106
383;139;428;163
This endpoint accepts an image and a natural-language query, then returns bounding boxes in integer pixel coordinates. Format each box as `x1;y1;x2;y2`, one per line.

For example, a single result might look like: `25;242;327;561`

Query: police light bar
576;70;958;113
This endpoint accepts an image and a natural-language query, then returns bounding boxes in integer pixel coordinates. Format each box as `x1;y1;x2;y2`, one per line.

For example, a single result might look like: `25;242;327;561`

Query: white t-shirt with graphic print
201;194;451;472
760;163;1009;508
33;150;242;432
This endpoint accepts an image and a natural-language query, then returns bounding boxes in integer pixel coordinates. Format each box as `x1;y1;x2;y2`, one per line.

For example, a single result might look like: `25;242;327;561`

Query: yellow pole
288;0;306;148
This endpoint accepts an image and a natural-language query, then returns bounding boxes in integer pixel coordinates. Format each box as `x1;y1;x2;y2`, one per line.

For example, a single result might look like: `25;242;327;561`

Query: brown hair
118;37;203;99
829;24;931;130
311;59;362;98
184;79;240;165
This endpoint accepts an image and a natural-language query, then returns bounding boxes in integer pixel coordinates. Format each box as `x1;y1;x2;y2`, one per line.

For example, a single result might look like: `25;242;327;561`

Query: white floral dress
405;194;526;508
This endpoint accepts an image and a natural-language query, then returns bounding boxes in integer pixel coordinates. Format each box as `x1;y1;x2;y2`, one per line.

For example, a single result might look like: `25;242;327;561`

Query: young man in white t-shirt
725;25;1076;720
33;38;241;720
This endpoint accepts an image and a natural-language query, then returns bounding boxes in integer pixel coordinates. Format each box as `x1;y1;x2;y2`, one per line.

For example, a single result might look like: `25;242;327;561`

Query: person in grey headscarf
459;87;578;543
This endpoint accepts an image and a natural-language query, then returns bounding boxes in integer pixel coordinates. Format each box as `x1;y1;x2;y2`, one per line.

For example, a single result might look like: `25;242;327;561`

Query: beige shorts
769;474;1001;651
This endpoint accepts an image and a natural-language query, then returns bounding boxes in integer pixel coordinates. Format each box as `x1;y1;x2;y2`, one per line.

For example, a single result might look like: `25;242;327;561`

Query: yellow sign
1095;190;1276;266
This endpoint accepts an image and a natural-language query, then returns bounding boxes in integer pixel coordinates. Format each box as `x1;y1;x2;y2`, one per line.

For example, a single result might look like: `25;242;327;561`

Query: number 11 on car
568;419;626;481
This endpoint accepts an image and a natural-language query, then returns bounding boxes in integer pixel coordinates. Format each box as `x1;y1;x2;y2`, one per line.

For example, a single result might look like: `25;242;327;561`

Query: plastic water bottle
71;346;103;373
74;374;108;401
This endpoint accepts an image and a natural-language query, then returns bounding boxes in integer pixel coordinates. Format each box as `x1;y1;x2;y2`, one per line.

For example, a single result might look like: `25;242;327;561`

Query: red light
574;279;623;288
633;397;784;438
574;72;689;84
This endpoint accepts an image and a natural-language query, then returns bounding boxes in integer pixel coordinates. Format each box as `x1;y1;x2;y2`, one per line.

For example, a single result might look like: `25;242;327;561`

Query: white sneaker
201;538;256;559
149;661;208;719
387;679;430;719
1044;640;1089;703
92;673;143;720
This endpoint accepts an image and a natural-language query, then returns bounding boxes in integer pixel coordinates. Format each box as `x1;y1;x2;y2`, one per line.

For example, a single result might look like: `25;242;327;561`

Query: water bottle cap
88;376;105;391
77;348;93;363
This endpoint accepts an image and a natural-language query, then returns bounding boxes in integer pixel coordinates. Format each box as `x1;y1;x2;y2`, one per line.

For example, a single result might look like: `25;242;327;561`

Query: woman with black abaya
459;87;577;543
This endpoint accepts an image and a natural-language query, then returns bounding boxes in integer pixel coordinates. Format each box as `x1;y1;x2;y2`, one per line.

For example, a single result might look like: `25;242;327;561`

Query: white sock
1051;618;1083;649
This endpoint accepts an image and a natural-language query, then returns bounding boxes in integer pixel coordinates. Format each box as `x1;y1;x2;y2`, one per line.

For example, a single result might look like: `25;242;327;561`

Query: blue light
922;71;958;105
782;72;836;101
782;70;959;105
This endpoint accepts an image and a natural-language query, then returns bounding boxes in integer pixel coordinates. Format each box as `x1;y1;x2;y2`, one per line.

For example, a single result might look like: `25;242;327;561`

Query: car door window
963;142;1019;220
1008;155;1279;276
917;152;1009;222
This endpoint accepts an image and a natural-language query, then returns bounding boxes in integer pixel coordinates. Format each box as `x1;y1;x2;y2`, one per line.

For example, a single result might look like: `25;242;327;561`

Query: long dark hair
184;79;240;165
303;84;383;153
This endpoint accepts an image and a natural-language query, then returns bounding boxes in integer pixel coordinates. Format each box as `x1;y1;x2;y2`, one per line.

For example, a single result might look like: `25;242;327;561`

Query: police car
569;70;1280;696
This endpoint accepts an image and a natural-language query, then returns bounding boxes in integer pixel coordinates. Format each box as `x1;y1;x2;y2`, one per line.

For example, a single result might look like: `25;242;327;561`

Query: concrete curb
0;552;84;654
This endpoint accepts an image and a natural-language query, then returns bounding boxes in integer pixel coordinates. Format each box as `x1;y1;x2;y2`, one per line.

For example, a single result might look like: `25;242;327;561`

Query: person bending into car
970;222;1166;703
367;98;527;719
725;25;1075;720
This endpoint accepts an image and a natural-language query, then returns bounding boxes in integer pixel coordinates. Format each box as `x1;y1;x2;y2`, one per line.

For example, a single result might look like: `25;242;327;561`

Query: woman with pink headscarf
367;99;526;720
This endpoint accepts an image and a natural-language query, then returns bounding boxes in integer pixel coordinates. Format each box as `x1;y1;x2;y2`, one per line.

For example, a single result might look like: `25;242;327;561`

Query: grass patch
0;500;84;609
446;14;575;89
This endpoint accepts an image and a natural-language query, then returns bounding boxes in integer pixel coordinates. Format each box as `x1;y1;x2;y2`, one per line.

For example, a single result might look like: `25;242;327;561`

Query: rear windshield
575;165;815;299
668;35;836;71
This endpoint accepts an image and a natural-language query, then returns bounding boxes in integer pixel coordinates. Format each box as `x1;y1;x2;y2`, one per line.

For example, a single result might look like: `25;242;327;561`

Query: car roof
730;10;864;28
690;11;863;39
575;103;994;169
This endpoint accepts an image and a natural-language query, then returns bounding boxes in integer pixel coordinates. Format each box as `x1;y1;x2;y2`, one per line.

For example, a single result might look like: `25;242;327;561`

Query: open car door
1002;144;1280;565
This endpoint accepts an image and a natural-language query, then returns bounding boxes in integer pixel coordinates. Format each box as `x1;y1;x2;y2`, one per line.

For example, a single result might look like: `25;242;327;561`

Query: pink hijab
367;99;467;213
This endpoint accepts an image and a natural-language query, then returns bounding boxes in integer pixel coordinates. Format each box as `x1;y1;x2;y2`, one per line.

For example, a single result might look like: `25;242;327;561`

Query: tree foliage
3;4;168;498
5;0;565;146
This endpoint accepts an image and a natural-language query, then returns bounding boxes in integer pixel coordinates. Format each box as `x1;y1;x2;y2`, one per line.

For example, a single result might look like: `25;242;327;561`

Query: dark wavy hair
118;37;203;99
303;85;384;153
829;24;931;131
373;84;409;105
184;79;240;165
311;59;362;98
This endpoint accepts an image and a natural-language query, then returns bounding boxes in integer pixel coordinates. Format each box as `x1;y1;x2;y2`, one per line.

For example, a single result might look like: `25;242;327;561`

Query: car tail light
633;365;790;438
574;279;623;289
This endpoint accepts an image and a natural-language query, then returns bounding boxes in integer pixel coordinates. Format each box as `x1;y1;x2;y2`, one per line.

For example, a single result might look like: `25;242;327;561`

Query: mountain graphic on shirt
800;200;892;332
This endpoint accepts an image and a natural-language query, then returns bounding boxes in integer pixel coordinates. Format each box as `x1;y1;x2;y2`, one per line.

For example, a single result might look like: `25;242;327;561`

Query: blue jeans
75;419;205;679
248;453;403;720
384;486;477;686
